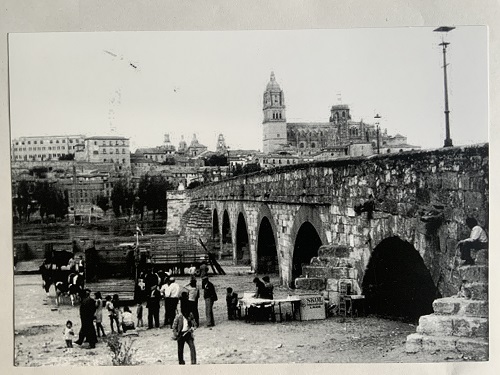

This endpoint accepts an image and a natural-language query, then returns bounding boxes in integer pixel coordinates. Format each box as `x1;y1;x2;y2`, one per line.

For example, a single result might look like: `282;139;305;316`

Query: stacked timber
406;249;488;360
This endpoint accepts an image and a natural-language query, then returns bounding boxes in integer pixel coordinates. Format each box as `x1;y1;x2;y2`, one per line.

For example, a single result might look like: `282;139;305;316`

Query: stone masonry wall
169;144;488;295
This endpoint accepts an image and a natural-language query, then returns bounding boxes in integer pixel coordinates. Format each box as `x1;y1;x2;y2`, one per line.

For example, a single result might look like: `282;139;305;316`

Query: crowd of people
60;261;276;365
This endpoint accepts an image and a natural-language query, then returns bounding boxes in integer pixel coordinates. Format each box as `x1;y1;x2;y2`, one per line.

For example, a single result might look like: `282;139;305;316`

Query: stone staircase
180;204;212;240
406;249;488;360
295;245;361;306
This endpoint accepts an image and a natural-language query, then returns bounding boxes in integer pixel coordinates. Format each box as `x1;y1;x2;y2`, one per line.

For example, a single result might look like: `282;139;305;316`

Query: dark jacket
80;296;97;321
146;288;161;309
172;312;196;340
202;279;217;301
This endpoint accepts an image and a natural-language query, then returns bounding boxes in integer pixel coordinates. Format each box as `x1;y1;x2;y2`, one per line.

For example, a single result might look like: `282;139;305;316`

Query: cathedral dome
266;72;281;91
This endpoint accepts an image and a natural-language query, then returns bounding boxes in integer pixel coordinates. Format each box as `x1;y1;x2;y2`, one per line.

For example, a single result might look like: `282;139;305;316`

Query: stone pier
406;249;488;360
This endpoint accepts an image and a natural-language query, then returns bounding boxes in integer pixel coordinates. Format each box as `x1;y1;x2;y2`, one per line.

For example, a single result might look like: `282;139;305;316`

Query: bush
104;335;137;366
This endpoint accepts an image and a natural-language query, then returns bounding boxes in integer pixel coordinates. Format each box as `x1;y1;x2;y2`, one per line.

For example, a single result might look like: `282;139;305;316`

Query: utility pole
434;26;455;147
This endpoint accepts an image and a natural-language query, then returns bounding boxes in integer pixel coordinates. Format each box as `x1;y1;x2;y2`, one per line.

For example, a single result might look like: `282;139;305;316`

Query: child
226;287;239;320
63;320;74;350
136;302;144;328
94;291;106;337
105;295;121;334
121;306;136;333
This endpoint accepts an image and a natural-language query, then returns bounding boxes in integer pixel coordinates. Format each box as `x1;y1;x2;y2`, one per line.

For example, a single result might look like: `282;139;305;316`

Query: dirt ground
14;267;464;367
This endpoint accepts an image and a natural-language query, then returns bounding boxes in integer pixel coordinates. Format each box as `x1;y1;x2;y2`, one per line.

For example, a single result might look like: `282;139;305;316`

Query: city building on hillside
11;135;85;162
57;171;112;214
75;135;131;170
227;149;261;168
216;134;228;154
261;151;302;168
261;72;419;157
187;134;208;157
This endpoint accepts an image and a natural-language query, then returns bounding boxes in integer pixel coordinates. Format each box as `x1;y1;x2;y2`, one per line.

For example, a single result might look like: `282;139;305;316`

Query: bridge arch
361;236;438;321
290;206;327;286
256;204;279;275
212;208;220;253
236;212;250;265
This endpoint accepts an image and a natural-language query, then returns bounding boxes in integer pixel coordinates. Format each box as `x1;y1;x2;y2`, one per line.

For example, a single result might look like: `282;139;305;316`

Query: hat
202;275;208;280
170;277;175;282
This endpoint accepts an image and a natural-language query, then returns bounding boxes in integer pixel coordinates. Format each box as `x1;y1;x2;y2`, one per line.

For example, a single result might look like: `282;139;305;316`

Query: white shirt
161;282;180;298
466;226;488;243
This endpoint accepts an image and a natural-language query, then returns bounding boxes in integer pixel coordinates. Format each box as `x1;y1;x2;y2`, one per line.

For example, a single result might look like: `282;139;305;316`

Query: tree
32;181;68;221
137;174;175;220
111;179;135;218
95;194;110;215
204;154;228;167
13;180;34;222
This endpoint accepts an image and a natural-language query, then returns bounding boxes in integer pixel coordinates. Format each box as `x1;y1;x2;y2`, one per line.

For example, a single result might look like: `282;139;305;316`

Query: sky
8;27;488;153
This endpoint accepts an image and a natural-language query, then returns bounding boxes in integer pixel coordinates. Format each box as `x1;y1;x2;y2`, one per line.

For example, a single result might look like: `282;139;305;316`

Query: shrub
104;335;137;366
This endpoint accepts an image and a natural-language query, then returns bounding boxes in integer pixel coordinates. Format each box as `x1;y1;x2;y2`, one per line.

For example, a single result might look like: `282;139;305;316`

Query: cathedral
262;72;408;156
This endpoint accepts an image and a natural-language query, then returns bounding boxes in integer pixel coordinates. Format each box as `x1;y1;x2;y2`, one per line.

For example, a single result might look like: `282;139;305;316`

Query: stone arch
361;236;439;322
256;205;279;274
289;206;327;286
236;212;250;265
212;208;220;253
222;209;231;245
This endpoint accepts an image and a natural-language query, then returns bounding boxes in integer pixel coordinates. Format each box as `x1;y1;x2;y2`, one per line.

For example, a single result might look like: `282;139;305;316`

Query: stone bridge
166;144;488;319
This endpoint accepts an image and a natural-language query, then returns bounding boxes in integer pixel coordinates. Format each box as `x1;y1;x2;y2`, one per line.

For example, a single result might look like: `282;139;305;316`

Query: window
277;134;280;137
62;139;65;143
21;141;25;145
56;140;59;143
69;139;73;143
28;141;31;144
34;141;37;144
93;151;99;155
50;140;53;144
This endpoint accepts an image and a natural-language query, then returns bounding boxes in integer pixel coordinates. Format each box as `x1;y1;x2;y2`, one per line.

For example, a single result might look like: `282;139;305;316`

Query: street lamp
374;114;381;154
434;26;455;148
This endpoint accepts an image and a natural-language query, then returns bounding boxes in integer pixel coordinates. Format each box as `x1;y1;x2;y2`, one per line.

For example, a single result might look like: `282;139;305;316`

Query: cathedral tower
262;72;287;154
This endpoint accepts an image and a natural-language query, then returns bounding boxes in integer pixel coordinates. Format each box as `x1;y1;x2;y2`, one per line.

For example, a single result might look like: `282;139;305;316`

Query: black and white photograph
1;1;498;373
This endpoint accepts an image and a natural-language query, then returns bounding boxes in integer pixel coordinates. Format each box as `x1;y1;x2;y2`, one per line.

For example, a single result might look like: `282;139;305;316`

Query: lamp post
374;114;381;154
434;26;455;148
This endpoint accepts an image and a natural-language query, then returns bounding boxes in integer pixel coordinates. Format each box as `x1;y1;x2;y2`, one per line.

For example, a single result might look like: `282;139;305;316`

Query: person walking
202;276;217;327
161;277;180;328
172;301;197;365
184;278;200;327
147;285;161;329
74;289;98;349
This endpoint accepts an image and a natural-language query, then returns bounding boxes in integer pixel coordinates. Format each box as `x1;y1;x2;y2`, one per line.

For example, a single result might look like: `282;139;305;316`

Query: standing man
161;277;180;328
457;217;488;265
262;276;274;300
172;303;197;365
184;278;200;327
199;261;209;279
202;276;217;327
74;289;97;349
147;285;161;329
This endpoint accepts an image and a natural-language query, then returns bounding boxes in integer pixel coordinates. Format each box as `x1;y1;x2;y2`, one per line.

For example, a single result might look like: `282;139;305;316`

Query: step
416;315;488;338
294;277;326;290
406;333;488;359
433;297;488;317
458;265;488;283
318;245;351;258
302;265;356;279
462;282;488;300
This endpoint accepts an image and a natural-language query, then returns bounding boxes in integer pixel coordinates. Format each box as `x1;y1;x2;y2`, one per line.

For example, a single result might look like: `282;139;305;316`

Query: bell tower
262;72;287;154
